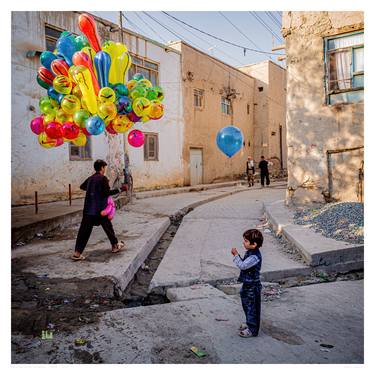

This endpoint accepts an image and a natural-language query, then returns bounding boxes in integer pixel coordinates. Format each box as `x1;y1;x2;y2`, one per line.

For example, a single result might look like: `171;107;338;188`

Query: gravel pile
293;202;364;244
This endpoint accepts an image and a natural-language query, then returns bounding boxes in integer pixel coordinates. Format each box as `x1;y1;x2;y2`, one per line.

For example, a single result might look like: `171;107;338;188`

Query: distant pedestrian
246;156;255;187
231;229;263;337
258;156;270;187
71;160;128;261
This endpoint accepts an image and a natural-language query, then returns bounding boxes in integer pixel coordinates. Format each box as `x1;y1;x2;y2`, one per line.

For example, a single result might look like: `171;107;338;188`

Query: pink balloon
128;129;145;148
62;122;80;140
55;138;64;147
30;116;45;135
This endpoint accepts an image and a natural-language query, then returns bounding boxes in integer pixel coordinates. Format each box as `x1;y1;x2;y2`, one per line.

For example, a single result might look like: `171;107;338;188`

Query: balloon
78;13;101;52
132;73;145;81
75;35;90;50
127;111;142;123
82;46;97;76
112;115;134;133
148;100;164;120
72;131;87;146
98;87;116;103
98;102;117;124
47;87;62;102
146;87;158;101
141;115;150;123
81;127;92;136
126;79;138;91
56;35;79;66
216;125;244;158
132;97;151;117
116;96;132;114
40;51;58;72
45;121;63;139
73;51;100;94
61;94;81;114
39;96;57;115
102;41;127;84
73;109;90;127
128;129;145;147
112;83;129;98
113;51;132;85
53;75;72;95
129;85;147;101
86;115;105;135
57;93;65;104
38;132;58;148
137;78;153;88
51;59;70;77
55;138;64;147
71;66;98;114
56;109;73;124
36;75;50;90
153;86;164;102
61;122;80;140
105;122;118;135
30;116;45;135
72;85;82;99
43;113;56;125
38;67;54;86
94;51;111;89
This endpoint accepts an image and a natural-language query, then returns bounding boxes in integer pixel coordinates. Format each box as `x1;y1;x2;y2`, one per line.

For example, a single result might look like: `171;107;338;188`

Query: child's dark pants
240;283;262;336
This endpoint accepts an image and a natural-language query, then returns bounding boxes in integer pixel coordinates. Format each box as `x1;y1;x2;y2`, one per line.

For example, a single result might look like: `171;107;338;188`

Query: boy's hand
231;248;238;256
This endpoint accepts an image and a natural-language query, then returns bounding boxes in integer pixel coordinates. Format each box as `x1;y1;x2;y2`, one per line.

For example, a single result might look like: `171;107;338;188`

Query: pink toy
101;196;116;220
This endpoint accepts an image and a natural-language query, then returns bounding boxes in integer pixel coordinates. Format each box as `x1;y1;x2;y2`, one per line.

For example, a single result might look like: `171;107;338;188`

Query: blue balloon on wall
85;115;105;135
216;125;244;158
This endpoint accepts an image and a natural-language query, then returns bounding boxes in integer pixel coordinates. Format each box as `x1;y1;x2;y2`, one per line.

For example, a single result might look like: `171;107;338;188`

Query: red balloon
30;116;45;135
38;67;54;86
62;122;80;140
45;121;63;139
78;13;101;52
72;51;100;94
81;127;92;137
51;59;70;77
106;122;118;135
128;129;145;148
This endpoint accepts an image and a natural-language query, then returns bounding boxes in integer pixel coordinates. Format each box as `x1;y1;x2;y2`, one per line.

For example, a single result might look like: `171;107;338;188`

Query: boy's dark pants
240;283;262;336
260;172;270;186
75;214;118;254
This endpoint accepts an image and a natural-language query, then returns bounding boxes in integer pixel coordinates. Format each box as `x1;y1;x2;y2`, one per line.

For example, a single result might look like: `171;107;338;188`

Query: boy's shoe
111;240;125;253
239;323;248;331
239;328;254;338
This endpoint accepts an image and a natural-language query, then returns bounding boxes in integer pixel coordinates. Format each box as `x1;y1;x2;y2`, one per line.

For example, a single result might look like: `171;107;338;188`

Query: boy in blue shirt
231;229;263;338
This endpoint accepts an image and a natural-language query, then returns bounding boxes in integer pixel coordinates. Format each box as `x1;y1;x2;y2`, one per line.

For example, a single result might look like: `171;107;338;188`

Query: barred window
144;133;159;161
193;89;204;108
45;24;64;52
128;54;159;85
221;97;231;115
69;137;92;161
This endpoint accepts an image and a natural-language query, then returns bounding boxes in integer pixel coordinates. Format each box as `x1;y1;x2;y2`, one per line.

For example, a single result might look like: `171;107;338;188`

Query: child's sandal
239;328;254;338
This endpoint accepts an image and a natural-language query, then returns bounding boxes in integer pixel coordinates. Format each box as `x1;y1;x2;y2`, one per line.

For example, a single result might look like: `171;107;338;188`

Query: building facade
239;60;287;175
168;41;255;185
282;11;364;204
11;11;184;205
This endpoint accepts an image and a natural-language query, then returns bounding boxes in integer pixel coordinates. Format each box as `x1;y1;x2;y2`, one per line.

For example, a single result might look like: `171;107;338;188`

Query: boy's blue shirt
233;248;262;284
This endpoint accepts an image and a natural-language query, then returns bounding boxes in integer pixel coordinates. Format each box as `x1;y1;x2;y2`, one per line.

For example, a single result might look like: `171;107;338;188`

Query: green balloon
75;35;89;50
37;75;50;90
73;109;90;128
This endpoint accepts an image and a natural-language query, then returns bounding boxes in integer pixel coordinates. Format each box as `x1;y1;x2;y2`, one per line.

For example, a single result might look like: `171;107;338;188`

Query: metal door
190;148;203;185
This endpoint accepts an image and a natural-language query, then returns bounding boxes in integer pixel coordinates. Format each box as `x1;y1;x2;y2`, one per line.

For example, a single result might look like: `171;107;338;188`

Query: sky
92;11;285;69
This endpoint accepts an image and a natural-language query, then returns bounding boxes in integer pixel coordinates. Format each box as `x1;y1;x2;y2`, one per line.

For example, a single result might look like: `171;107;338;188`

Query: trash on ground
264;229;271;233
36;233;44;238
16;242;25;246
190;346;207;358
74;338;87;346
215;317;229;321
320;343;334;348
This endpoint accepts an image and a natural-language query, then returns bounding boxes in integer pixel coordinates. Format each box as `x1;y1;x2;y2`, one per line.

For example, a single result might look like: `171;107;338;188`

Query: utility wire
265;11;282;29
161;11;282;56
218;11;275;62
134;12;168;44
249;12;283;44
122;14;144;35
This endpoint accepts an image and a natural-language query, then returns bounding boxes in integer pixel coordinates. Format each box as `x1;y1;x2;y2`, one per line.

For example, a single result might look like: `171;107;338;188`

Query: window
45;24;64;51
70;137;92;160
325;31;364;105
221;97;231;115
128;54;159;85
193;89;204;108
258;87;264;92
144;133;159;161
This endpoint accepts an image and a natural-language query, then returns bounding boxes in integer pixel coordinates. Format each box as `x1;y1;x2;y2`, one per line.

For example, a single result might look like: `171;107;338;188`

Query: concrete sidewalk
264;200;364;273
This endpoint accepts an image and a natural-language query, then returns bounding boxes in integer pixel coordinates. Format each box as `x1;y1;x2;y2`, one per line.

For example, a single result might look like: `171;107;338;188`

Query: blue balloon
116;96;132;114
216;125;244;158
40;51;58;71
57;93;65;104
113;83;129;98
47;87;61;102
94;51;111;89
85;115;105;135
56;35;79;66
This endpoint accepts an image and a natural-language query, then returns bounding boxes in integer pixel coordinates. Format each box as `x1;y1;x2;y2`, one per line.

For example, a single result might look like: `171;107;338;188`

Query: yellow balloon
38;132;57;148
43;113;56;124
56;109;73;124
82;46;98;78
112;114;134;133
72;66;98;114
102;41;130;84
72;131;87;146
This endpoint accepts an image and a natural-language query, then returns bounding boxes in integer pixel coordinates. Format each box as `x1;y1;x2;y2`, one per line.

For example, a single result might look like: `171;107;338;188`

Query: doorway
190;148;203;185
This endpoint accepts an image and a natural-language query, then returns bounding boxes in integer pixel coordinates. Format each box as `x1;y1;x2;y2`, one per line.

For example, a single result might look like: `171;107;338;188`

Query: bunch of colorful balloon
30;13;165;149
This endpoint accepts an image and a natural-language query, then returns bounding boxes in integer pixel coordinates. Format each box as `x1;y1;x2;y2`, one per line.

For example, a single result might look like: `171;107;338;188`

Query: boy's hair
243;229;263;248
94;159;107;172
260;155;265;159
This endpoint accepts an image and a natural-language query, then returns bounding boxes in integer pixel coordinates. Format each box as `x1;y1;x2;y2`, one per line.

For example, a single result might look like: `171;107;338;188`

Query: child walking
231;229;263;338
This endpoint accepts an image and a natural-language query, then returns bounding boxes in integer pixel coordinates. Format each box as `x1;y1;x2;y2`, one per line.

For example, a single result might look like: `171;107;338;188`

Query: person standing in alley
258;156;270;187
71;159;128;261
246;156;255;187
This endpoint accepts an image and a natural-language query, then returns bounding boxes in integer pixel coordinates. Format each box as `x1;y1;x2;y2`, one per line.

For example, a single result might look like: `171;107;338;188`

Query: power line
265;11;282;29
218;11;275;62
134;12;168;44
161;11;282;56
122;14;144;35
249;12;283;44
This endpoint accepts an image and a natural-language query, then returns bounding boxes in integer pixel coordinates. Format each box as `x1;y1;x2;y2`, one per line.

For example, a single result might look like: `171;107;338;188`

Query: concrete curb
263;200;364;272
